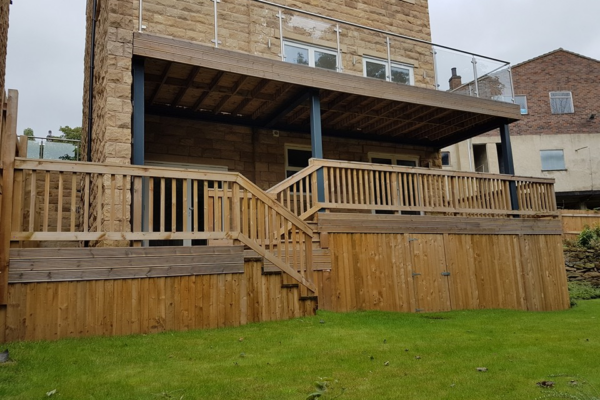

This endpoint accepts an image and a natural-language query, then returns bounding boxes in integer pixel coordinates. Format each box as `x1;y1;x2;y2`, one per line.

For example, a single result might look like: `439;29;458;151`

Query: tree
58;126;82;141
57;126;82;161
23;127;34;140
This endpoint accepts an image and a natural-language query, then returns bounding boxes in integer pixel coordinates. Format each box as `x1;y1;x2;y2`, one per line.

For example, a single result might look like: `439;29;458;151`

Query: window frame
282;40;338;71
441;151;451;167
285;144;313;178
362;57;415;85
549;91;574;114
540;149;566;171
368;152;420;167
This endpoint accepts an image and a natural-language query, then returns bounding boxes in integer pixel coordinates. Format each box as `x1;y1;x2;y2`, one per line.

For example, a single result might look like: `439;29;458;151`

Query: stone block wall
564;246;600;287
82;0;135;238
140;0;435;88
145;115;441;190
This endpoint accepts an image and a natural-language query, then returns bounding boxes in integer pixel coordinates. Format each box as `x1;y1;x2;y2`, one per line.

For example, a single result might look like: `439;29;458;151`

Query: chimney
449;67;462;90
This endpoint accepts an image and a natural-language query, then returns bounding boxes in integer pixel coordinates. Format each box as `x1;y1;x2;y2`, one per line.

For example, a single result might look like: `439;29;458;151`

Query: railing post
499;123;519;214
309;90;325;205
0;90;19;305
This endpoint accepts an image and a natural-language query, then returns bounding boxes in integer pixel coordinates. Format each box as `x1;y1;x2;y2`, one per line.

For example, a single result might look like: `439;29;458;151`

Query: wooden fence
3;254;317;342
561;210;600;241
313;214;569;313
268;159;558;219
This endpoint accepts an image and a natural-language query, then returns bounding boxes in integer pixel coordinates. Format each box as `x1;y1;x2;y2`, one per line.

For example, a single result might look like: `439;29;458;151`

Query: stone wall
82;0;135;237
145;115;441;190
0;0;9;101
564;246;600;287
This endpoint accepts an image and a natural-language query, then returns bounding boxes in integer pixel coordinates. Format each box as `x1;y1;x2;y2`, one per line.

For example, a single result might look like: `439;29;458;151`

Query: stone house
0;0;572;343
443;49;600;209
82;0;520;182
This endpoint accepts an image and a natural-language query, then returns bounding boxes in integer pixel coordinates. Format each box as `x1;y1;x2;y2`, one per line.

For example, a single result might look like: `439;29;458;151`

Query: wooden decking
0;116;571;342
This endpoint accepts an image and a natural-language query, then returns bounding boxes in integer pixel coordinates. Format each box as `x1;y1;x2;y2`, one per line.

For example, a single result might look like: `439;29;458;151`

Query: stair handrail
266;162;321;195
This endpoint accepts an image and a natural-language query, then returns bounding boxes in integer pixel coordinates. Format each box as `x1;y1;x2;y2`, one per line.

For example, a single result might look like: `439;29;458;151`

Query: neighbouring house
0;0;570;343
443;49;600;210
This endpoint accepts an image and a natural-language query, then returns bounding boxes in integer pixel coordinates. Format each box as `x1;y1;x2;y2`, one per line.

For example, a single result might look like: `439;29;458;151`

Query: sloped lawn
1;300;599;400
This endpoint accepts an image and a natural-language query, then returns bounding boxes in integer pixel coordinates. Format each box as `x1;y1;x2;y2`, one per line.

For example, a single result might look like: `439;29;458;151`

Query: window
369;153;419;167
540;150;565;171
515;95;528;114
363;57;414;85
285;145;312;178
441;151;450;166
473;144;489;173
283;41;338;71
549;92;574;114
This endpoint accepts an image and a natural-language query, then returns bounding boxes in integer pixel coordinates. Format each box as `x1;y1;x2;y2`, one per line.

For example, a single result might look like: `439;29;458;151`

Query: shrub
568;281;600;301
576;225;600;248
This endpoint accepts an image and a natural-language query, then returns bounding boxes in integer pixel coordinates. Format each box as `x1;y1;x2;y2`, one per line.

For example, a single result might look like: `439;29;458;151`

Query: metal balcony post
500;123;519;213
309;90;325;203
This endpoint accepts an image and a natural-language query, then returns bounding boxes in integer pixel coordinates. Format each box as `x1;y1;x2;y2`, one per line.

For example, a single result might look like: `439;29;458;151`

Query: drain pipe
86;0;98;162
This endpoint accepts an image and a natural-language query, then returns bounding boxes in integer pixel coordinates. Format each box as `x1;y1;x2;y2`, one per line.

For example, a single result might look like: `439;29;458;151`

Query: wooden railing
268;159;559;219
9;158;316;293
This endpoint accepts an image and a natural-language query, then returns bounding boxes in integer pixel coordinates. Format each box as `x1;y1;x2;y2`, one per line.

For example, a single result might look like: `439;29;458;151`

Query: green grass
1;301;600;400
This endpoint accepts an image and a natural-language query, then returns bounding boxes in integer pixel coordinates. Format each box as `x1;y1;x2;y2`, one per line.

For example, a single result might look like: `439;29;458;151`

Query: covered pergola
131;32;521;207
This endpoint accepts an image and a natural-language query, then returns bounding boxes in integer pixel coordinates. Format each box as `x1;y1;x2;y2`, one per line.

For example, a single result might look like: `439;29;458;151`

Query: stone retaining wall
564;246;600;287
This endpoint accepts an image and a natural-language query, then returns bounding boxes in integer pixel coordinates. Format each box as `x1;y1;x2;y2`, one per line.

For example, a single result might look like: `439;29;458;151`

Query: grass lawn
1;300;599;400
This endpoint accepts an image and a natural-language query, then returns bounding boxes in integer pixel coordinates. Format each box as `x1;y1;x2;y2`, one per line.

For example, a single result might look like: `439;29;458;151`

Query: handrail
310;159;556;184
9;158;316;293
266;163;320;195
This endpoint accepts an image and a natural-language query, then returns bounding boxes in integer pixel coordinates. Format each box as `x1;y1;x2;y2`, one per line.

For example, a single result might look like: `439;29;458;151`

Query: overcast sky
5;0;600;137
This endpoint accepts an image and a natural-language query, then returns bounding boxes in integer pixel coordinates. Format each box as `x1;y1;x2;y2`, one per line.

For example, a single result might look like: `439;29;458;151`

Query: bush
569;281;600;301
576;225;600;248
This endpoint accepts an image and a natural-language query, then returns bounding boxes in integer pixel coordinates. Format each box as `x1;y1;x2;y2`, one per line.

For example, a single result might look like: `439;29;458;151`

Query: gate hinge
408;238;418;242
441;271;451;276
412;272;421;277
415;308;424;312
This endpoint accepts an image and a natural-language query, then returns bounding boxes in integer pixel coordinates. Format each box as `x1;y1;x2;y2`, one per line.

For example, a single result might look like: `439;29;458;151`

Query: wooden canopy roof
134;33;521;148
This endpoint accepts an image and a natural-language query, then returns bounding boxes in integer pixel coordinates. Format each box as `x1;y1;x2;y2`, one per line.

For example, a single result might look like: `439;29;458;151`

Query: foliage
58;126;82;141
1;301;600;399
569;281;600;301
22;128;34;139
576;225;600;248
56;126;82;161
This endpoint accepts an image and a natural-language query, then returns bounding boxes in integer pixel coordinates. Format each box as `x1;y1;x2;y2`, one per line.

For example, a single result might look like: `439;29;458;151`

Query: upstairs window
540;150;565;171
283;41;337;71
363;57;414;85
549;91;574;114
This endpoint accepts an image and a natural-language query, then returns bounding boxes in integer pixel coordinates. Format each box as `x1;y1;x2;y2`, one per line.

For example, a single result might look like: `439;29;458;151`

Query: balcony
131;0;521;149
